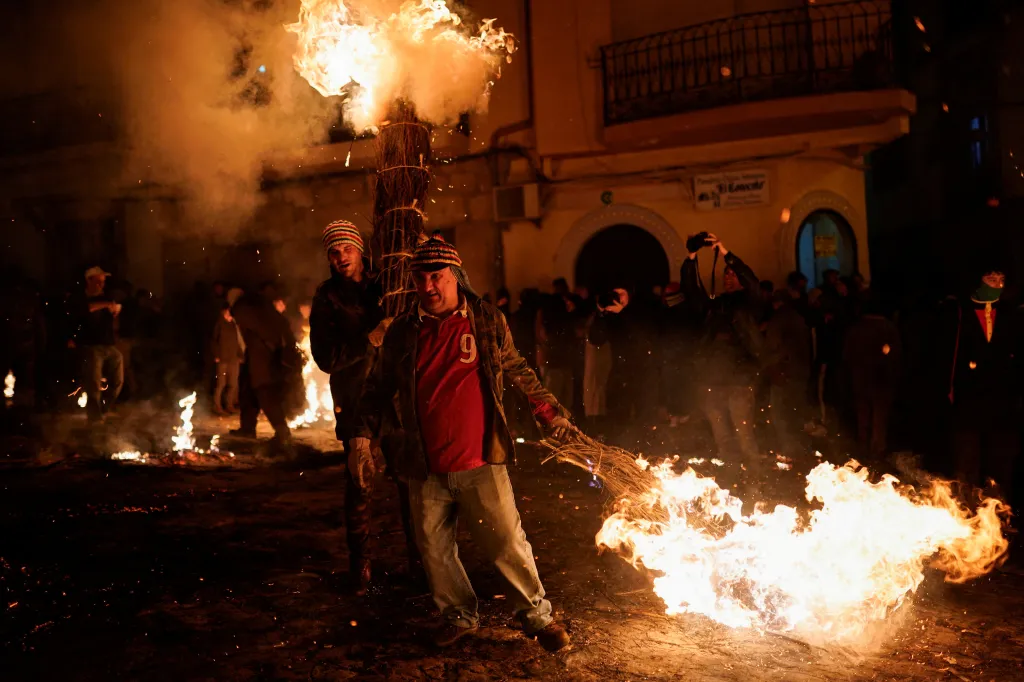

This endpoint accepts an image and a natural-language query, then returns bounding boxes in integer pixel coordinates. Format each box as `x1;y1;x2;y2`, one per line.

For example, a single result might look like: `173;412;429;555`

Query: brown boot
532;621;571;652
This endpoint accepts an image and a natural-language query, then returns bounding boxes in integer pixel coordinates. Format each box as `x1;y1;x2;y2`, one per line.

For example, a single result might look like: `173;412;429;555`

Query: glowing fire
4;371;13;400
287;0;515;131
288;325;334;429
596;458;1008;644
77;391;87;408
171;392;197;453
112;393;232;464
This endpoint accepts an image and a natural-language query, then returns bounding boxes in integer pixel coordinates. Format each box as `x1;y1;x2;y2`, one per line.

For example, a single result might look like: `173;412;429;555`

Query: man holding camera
682;233;765;486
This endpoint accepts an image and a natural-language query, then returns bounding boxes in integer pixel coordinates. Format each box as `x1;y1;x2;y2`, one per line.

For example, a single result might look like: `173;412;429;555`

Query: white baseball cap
84;266;111;279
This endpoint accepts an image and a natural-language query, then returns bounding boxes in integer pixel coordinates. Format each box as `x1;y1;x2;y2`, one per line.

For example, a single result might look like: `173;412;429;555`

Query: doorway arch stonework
780;190;864;276
553;204;687;286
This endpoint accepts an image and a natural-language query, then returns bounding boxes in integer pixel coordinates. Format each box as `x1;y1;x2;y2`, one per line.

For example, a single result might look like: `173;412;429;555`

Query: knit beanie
322;220;364;254
411;232;461;271
411;232;478;299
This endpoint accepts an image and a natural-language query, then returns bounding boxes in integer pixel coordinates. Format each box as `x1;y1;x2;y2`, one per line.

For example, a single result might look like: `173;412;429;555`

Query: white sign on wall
693;169;770;211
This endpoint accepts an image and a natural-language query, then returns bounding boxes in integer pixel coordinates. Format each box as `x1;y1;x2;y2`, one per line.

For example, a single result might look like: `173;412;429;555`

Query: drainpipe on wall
487;0;536;294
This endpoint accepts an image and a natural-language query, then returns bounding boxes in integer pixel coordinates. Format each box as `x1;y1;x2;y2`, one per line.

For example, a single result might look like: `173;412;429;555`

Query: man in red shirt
349;233;574;652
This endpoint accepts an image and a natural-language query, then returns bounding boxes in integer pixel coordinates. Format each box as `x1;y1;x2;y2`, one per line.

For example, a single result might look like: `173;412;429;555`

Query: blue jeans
408;465;553;634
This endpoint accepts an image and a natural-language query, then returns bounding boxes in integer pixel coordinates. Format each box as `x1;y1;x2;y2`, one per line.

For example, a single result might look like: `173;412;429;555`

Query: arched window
795;210;858;289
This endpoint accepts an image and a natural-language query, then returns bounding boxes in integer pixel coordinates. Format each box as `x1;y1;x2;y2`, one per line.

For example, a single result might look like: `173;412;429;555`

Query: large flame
596;458;1009;645
288;324;335;429
171;392;197;453
4;371;13;400
287;0;515;131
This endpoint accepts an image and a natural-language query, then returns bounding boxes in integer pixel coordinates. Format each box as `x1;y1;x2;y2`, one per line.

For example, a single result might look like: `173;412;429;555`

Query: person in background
230;287;297;449
510;288;542;372
843;297;902;458
682;234;764;488
942;265;1021;500
536;278;576;408
587;283;657;442
495;287;511;318
310;219;421;595
211;303;244;415
349;233;573;652
764;290;812;459
71;266;124;422
758;280;775;323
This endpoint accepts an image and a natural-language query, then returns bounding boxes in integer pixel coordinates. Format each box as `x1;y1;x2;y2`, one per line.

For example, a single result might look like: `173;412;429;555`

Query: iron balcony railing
600;0;894;126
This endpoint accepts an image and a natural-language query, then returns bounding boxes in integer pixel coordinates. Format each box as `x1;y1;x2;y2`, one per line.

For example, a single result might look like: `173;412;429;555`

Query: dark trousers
855;391;893;459
238;365;290;438
214;360;240;411
953;427;1017;498
345;468;421;570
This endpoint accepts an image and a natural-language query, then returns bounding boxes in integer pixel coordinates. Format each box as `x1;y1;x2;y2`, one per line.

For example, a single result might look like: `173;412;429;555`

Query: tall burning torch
287;0;514;316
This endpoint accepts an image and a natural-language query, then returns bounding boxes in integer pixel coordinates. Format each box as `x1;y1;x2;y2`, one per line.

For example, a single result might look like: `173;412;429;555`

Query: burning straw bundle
372;101;432;318
537;429;659;513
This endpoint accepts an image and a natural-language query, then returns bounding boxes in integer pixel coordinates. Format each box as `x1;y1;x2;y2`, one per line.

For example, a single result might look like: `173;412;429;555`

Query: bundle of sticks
536;429;658;510
372;101;431;318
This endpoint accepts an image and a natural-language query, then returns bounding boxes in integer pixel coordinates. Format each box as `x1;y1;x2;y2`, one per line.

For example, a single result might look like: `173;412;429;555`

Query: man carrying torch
348;233;573;651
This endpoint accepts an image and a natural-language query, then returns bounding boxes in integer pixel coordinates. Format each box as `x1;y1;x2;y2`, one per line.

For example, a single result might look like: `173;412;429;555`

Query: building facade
1;0;914;304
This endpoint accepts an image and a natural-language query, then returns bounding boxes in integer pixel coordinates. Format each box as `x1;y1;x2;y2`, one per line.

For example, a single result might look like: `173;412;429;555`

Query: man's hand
598;288;629;314
368;317;394;348
707;234;728;256
347;437;376;488
545;415;580;443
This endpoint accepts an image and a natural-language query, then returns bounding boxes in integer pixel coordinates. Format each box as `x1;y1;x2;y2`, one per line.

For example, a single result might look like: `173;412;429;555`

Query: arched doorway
574;224;670;297
795;210;858;289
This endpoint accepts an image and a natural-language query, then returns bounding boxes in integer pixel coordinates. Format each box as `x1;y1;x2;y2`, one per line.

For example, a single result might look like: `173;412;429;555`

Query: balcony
600;0;895;127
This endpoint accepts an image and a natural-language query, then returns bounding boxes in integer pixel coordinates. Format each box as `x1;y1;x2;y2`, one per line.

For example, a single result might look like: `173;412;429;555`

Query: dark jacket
843;314;901;399
211;317;244;364
942;298;1024;424
232;293;299;390
681;252;765;386
352;297;567;481
309;273;384;441
765;300;812;386
588;298;656;380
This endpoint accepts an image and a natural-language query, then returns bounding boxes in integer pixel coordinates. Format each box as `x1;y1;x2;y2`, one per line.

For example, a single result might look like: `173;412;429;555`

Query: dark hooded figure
229;289;299;447
681;233;765;487
309;219;421;595
942;264;1022;499
843;296;902;458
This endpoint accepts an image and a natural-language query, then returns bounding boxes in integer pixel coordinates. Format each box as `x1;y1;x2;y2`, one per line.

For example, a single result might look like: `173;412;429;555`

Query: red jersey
416;304;489;473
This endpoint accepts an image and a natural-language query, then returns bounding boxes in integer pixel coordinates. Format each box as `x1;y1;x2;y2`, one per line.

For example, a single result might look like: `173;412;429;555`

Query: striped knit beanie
322;220;364;254
411;232;478;298
411;232;461;271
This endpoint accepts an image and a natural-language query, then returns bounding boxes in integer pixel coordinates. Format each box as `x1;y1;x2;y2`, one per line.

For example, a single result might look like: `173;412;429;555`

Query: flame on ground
596;458;1009;645
171;392;197;453
287;0;515;131
288;325;334;429
4;371;14;400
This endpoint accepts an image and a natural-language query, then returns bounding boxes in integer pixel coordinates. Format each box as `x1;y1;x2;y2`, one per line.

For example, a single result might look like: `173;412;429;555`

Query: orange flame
288;324;334;429
596;459;1009;645
287;0;514;131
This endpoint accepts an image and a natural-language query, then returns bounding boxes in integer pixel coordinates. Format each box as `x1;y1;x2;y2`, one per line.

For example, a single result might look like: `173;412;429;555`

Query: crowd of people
2;223;1020;651
511;232;1019;507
